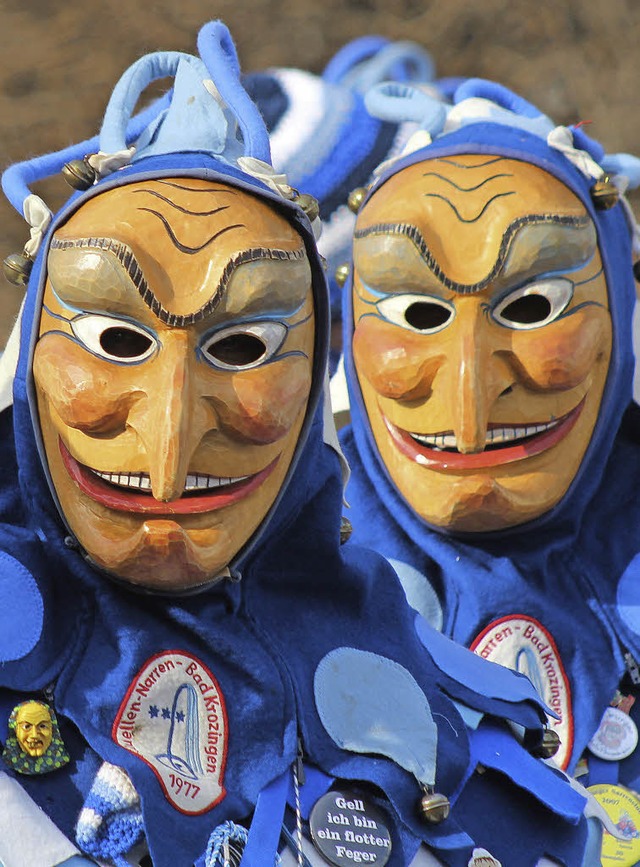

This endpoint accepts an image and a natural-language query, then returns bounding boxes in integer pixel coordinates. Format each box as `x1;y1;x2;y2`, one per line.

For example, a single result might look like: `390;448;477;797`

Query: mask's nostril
500;385;513;397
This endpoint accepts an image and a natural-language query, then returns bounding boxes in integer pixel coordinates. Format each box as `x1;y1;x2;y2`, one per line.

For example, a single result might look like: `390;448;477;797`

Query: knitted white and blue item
75;762;143;867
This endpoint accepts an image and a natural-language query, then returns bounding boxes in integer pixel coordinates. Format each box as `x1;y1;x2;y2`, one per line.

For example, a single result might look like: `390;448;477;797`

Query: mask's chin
82;518;235;594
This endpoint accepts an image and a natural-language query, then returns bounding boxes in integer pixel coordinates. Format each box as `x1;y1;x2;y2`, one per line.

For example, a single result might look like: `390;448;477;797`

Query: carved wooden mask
352;156;611;532
34;178;315;590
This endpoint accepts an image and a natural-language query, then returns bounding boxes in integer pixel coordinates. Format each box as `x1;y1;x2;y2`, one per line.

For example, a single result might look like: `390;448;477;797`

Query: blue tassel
204;821;248;867
204;820;283;867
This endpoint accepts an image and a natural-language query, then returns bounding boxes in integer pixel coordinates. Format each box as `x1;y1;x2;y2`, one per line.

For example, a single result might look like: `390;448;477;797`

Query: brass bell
2;252;33;286
347;187;367;214
334;262;350;288
529;728;561;760
340;516;352;545
296;193;320;223
62;157;97;191
418;788;450;823
591;176;619;210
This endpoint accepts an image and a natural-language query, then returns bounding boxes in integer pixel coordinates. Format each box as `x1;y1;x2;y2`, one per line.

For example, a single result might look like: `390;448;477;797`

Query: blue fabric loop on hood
322;35;435;91
453;79;544;118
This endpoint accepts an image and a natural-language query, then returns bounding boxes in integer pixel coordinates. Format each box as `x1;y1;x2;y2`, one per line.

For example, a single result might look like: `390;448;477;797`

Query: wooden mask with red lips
33;178;316;591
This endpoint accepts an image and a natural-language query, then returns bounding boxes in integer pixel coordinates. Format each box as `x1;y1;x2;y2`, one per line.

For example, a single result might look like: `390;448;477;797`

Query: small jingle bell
347;187;367;214
62;157;97;191
419;788;450;823
2;252;33;286
334;262;350;288
527;727;561;760
340;516;353;544
591;176;619;210
296;193;320;223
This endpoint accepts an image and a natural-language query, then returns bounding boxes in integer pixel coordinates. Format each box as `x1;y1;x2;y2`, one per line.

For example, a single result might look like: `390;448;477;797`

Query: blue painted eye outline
70;312;158;364
491;277;574;331
375;293;456;335
199;320;289;371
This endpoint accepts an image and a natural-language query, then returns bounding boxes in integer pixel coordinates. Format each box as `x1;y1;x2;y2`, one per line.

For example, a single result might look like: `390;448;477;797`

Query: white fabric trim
0;771;79;867
547;126;604;180
22;195;52;260
87;146;136;179
323;368;350;489
329;355;350;417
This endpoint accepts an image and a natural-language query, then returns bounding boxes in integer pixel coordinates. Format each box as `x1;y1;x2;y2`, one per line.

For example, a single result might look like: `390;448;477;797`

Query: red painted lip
58;438;278;514
383;400;585;471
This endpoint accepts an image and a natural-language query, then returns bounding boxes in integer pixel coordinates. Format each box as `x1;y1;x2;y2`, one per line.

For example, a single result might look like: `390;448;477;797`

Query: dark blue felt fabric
339;89;640;797
0;87;599;867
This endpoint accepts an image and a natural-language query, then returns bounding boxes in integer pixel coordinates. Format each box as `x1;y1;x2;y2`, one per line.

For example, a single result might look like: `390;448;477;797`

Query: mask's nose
437;299;515;454
129;331;214;501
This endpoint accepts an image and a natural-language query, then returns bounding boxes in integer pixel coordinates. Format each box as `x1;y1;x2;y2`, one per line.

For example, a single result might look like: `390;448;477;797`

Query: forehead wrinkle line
137;207;245;255
49;236;306;326
354;214;591;295
131;188;232;217
423;190;516;224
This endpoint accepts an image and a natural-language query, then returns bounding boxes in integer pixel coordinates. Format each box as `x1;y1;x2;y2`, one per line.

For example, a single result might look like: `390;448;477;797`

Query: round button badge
309;790;392;867
588;707;639;761
588;784;640;866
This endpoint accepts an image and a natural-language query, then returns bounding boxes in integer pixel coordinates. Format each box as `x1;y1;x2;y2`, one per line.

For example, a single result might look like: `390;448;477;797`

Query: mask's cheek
507;306;612;391
211;357;313;444
33;334;137;435
352;315;444;401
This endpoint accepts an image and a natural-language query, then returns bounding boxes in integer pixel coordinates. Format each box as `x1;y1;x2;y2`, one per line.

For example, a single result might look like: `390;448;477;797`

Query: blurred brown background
0;0;638;348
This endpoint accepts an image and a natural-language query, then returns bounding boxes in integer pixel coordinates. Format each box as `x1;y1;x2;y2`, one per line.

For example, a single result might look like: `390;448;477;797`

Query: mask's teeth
411;419;560;450
92;469;249;493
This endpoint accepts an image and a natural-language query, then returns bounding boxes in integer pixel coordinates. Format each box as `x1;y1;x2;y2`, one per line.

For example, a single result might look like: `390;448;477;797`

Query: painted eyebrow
354;215;591;295
49;237;306;327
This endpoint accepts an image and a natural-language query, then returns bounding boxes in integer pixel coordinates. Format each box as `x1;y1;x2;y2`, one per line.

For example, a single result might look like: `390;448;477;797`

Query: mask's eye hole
71;314;157;363
493;278;574;330
376;294;454;334
202;322;288;371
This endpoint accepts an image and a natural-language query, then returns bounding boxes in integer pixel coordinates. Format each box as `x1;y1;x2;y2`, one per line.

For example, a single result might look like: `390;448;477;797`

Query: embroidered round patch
113;650;227;815
588;707;639;761
470;615;573;769
309;790;392;866
588;784;640;865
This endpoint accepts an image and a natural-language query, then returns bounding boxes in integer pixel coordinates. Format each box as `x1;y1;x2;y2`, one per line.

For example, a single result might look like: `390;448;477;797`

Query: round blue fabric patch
0;550;43;661
387;557;443;631
616;553;640;637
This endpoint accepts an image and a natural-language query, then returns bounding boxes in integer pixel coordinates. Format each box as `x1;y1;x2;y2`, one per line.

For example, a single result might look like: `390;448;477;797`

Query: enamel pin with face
2;700;69;775
351;155;611;532
34;178;314;590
